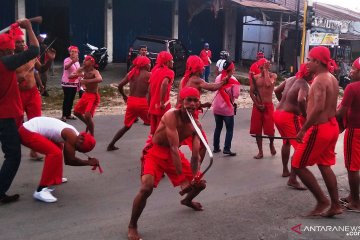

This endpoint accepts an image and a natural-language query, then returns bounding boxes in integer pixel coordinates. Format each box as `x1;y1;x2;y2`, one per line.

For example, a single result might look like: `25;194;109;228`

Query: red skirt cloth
273;110;302;147
74;92;100;116
292;117;339;168
124;96;150;127
344;128;360;171
250;103;275;136
141;143;194;188
18;126;63;186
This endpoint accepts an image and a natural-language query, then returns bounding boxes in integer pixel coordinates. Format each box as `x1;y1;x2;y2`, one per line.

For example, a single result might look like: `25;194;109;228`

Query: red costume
148;51;174;134
124;96;150;127
292;118;339;168
74;92;100;117
250;102;275;136
273;110;302;147
199;49;212;66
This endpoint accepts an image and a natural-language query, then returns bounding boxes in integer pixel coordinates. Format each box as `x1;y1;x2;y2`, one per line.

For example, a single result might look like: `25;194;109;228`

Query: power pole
294;0;301;74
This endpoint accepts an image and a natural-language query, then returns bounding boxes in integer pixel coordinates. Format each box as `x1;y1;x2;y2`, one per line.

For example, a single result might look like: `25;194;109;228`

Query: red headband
0;23;23;50
128;56;150;80
68;45;79;52
77;132;96;153
84;55;95;64
180;87;200;100
353;57;360;70
220;62;235;80
181;55;204;88
156;51;173;65
308;46;337;73
257;52;265;58
296;63;310;79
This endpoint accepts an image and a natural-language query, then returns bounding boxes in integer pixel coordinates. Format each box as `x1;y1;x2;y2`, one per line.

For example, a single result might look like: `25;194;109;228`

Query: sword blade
250;134;297;140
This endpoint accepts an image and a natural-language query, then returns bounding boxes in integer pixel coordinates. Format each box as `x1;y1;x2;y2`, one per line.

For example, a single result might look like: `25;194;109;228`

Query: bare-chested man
127;87;206;240
14;35;56;159
72;55;103;135
250;58;277;159
107;56;151;151
274;64;312;190
336;57;360;212
292;46;342;217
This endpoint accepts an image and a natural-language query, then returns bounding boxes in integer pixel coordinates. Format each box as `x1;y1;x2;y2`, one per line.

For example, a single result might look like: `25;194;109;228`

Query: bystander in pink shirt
212;74;240;116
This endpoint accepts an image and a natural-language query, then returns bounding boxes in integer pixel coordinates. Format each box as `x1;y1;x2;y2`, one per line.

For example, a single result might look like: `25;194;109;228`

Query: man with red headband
14;35;56;160
72;55;103;135
148;51;174;135
292;46;342;217
0;18;40;204
128;87;206;240
336;57;360;213
107;56;151;151
273;63;313;190
212;60;240;156
248;51;265;81
250;58;277;159
18;117;99;203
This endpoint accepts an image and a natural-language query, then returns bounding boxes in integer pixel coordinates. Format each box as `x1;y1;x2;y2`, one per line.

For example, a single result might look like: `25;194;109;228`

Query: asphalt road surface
1;109;358;240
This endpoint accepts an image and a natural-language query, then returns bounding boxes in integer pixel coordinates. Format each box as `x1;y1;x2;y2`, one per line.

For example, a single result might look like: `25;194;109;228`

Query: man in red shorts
250;58;277;159
14;34;56;159
127;87;206;240
274;64;312;190
336;57;360;212
107;56;151;151
72;55;103;135
292;46;342;217
148;51;174;135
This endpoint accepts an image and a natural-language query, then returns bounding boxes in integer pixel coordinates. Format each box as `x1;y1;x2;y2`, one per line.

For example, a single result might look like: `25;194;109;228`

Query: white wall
105;0;113;62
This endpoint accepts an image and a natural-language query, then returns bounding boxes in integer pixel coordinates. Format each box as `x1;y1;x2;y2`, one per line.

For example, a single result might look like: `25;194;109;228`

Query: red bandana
78;132;96;153
353;57;360;70
0;23;23;50
152;51;173;73
128;56;150;80
308;46;337;73
296;63;310;79
181;55;204;88
219;62;240;110
257;58;268;68
180;87;200;100
68;45;79;52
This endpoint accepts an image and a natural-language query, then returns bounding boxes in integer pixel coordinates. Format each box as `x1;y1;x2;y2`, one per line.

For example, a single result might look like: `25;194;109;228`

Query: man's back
278;77;309;115
129;70;150;98
307;72;338;124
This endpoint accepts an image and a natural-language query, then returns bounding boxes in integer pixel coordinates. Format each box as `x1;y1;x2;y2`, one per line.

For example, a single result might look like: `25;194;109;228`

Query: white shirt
216;59;226;72
23;117;78;143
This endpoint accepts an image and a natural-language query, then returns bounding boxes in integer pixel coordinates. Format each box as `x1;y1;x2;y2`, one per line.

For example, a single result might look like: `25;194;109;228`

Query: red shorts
16;86;42;127
273;110;302;148
250;103;275;136
149;114;162;135
18;126;64;186
344;128;360;171
292;118;339;168
141;143;194;188
124;96;150;127
74;92;100;116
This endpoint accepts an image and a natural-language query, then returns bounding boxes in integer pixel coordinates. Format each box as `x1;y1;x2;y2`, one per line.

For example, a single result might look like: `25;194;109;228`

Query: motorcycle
339;75;350;90
84;43;108;71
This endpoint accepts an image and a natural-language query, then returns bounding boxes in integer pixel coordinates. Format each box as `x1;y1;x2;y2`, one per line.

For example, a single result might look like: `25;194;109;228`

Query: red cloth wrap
296;63;310;79
78;132;96;153
152;51;173;73
68;46;79;52
256;58;268;68
0;23;24;50
74;92;100;117
257;52;265;58
273;110;302;147
179;87;200;100
353;57;360;70
124;96;150;127
292;118;339;168
308;46;337;73
344;128;360;171
181;55;204;88
218;77;240;110
250;103;275;136
141;143;194;188
128;56;150;81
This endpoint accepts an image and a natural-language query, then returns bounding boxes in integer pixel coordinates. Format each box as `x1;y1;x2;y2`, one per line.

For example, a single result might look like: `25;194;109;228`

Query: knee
194;180;206;191
139;184;153;197
84;112;92;120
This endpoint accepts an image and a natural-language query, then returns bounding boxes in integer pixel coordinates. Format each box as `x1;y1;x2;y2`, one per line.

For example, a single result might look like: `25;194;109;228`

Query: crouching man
18;116;99;203
128;87;206;240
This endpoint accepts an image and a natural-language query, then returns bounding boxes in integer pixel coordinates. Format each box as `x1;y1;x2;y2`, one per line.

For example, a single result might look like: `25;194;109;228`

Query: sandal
60;117;67;122
66;116;77;120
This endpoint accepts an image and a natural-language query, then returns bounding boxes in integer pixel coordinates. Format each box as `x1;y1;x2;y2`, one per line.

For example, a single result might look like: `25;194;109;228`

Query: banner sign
309;33;339;46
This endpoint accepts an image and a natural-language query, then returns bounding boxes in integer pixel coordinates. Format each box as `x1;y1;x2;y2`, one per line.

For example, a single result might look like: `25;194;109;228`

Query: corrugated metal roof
231;0;292;12
313;2;360;22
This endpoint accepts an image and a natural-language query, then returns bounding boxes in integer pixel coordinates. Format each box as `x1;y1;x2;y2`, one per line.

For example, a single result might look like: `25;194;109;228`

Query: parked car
127;36;190;76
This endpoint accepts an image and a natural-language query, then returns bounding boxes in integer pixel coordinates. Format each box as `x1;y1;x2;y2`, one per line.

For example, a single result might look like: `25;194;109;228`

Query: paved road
1;109;358;240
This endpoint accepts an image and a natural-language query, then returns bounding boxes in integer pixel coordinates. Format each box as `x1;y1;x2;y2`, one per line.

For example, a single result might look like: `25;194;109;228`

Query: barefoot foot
128;227;142;240
270;144;276;155
287;181;307;190
282;170;290;177
107;145;119;151
321;205;343;217
253;152;263;159
305;201;330;217
344;202;360;213
181;199;204;211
